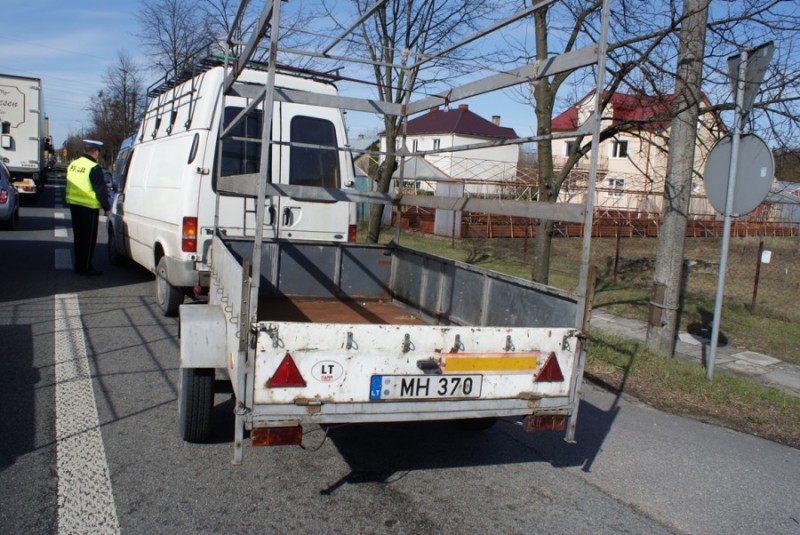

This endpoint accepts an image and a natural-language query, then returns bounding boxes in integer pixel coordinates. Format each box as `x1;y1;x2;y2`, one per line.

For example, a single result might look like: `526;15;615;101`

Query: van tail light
0;190;7;204
534;353;564;382
182;217;197;252
267;353;306;388
251;426;303;446
348;224;357;242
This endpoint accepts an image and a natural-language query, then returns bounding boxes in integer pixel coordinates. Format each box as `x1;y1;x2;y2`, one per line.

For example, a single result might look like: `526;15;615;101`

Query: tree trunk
646;0;710;355
530;3;558;284
367;120;398;243
366;153;396;243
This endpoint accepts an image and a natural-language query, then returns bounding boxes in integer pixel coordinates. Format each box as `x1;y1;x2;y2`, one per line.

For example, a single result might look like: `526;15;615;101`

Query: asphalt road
1;176;798;534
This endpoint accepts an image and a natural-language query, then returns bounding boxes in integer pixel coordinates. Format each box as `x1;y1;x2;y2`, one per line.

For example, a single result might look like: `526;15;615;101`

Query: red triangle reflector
535;353;564;382
267;353;306;387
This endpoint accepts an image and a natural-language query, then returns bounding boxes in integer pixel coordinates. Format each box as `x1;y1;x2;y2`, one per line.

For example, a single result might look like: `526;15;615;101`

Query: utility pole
647;0;710;355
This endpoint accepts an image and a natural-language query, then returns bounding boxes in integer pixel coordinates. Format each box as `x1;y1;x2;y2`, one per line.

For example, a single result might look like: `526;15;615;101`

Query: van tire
107;226;125;266
179;367;214;443
156;257;184;317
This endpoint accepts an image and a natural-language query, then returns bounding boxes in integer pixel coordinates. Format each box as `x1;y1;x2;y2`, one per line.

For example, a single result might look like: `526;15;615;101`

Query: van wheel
107;226;125;266
156;257;183;317
179;367;215;443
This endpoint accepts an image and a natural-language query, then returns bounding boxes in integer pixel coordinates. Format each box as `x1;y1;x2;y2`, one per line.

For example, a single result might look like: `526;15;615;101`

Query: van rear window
221;107;267;177
290;116;339;188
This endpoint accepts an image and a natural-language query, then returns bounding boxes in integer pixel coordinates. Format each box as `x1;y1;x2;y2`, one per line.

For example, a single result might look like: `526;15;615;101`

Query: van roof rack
147;53;343;98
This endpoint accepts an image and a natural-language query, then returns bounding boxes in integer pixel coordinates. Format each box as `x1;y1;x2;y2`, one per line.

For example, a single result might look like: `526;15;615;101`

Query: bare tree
330;0;504;243
85;53;145;162
509;0;800;287
135;0;213;76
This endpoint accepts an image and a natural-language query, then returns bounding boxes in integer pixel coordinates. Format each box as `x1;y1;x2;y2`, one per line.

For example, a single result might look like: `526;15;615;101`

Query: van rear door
275;105;351;241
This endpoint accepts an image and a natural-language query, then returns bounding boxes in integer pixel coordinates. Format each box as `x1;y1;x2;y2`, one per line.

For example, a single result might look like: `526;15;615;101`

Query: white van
107;65;356;316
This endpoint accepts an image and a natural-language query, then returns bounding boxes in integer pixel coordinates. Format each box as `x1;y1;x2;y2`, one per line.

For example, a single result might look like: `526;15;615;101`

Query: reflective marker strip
55;294;120;534
441;352;540;373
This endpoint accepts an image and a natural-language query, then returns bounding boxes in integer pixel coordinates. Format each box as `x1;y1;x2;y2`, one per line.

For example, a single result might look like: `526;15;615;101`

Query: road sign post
706;42;774;380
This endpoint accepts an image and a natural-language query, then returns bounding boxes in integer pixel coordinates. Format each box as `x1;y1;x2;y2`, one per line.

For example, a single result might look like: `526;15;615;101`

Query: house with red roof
379;104;520;196
552;91;725;216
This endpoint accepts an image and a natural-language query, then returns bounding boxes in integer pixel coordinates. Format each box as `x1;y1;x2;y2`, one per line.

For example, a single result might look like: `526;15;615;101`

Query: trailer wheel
179;367;215;443
156;257;183;317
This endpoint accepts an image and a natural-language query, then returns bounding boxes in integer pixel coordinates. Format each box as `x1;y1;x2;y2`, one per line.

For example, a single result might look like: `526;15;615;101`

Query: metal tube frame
211;0;611;459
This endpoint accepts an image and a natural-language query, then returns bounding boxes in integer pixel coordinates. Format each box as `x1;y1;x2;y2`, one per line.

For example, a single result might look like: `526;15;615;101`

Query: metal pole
708;48;747;379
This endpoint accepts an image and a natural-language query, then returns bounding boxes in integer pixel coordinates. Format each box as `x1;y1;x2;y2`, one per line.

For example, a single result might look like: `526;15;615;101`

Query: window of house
412;139;419;152
606;177;624;197
611;140;628;158
565;140;575;155
432;138;441;150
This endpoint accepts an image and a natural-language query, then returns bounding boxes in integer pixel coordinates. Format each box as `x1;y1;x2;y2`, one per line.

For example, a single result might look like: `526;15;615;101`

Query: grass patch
586;330;800;448
368;229;799;365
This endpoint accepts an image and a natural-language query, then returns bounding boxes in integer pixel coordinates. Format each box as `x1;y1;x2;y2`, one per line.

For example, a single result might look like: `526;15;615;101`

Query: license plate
369;374;482;400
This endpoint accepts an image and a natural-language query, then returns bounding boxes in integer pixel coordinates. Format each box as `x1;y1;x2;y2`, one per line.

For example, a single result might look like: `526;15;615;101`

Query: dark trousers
69;204;100;272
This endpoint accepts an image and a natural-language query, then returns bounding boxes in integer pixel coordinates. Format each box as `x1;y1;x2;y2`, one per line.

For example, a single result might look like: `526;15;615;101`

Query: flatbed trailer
177;0;611;464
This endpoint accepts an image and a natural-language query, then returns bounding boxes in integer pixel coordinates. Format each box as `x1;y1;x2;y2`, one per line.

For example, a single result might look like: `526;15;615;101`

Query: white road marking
54;294;120;534
55;212;65;219
54;228;68;238
55;249;72;270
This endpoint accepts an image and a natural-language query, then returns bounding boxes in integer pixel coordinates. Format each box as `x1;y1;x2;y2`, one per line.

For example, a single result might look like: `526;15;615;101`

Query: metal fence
458;235;798;325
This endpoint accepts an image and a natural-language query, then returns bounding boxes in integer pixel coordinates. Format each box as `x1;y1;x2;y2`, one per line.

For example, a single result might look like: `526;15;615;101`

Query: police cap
82;139;103;150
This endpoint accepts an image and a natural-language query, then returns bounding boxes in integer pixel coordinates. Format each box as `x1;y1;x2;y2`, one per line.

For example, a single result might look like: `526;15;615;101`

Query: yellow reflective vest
66;156;102;209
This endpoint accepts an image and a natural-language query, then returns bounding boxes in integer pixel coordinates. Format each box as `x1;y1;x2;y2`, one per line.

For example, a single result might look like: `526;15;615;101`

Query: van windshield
289;116;339;188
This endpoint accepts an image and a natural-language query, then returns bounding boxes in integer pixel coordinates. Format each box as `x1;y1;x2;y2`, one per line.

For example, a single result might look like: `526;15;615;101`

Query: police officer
66;139;112;275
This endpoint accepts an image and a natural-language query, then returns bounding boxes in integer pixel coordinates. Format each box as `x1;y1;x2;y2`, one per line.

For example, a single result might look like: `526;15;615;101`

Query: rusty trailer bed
257;297;426;325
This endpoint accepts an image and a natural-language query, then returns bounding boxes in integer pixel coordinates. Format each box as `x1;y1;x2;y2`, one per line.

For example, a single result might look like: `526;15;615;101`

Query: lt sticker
311;360;344;383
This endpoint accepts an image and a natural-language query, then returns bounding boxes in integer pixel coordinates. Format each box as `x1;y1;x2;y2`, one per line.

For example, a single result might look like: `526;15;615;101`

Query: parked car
0;160;20;230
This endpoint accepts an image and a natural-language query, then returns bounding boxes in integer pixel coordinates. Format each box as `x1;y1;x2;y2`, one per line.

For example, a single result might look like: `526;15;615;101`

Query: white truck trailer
0;74;47;202
178;0;611;464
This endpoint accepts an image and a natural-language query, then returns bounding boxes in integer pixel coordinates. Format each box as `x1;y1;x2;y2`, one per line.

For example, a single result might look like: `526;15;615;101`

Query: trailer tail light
523;415;566;432
267;353;306;388
534;353;564;382
182;217;197;252
251;426;303;446
348;224;357;242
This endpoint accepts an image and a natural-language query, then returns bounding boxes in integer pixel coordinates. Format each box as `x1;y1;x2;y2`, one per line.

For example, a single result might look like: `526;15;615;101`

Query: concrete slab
761;370;800;395
731;351;781;367
722;360;772;376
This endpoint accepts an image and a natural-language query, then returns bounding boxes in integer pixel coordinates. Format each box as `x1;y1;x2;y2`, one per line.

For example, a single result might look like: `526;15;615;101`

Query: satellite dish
702;134;774;216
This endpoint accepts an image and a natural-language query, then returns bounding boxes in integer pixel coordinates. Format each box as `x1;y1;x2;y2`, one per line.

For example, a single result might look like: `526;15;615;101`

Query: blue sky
0;0;539;148
1;1;144;146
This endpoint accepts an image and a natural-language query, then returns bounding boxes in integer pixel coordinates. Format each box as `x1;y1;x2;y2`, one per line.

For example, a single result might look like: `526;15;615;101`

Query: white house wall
552;97;721;217
381;133;520;196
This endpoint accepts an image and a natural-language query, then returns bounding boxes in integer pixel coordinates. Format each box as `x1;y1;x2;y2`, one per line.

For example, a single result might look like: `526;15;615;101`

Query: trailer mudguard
179;304;228;368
